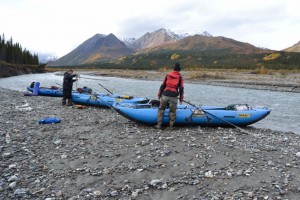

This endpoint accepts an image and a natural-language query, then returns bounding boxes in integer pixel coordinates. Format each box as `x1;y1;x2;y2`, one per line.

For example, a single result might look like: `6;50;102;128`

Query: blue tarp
38;117;61;124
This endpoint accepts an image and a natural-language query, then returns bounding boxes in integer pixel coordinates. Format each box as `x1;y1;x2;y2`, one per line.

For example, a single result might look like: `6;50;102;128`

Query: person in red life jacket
156;63;184;130
62;69;78;106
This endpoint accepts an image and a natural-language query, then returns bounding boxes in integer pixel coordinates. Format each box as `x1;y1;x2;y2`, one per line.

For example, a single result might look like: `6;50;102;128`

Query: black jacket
63;72;77;90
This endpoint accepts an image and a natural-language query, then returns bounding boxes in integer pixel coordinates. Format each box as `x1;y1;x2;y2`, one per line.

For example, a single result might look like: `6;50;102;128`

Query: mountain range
47;28;300;67
38;53;58;63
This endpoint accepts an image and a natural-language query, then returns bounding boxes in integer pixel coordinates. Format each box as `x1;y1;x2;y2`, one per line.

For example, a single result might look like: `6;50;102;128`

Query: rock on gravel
1;88;300;199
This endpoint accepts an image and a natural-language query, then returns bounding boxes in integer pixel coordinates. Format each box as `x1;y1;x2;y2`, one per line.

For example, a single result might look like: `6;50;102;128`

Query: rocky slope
0;62;44;78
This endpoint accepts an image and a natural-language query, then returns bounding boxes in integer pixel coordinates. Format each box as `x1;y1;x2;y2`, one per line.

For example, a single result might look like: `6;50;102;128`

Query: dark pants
63;89;72;100
62;89;72;105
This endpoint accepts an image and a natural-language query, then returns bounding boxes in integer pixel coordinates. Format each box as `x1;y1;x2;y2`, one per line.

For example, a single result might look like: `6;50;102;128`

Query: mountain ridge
48;28;297;67
135;34;270;55
284;41;300;52
50;28;216;66
51;33;133;66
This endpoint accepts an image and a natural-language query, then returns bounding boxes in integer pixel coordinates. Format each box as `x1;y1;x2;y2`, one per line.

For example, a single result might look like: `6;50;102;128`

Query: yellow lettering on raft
238;113;250;118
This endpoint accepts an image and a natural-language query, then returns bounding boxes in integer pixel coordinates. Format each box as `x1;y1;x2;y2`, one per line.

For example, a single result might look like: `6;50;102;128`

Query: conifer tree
0;33;39;65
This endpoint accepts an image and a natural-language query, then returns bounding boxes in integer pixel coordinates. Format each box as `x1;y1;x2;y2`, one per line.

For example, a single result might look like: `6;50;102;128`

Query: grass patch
188;71;226;80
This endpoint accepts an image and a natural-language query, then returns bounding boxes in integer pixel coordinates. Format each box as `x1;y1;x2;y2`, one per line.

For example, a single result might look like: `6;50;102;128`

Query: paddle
98;83;113;94
182;99;251;134
56;82;77;92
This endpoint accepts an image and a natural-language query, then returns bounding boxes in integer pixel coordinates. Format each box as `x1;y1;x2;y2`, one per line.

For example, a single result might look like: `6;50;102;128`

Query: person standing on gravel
62;69;78;106
156;63;184;130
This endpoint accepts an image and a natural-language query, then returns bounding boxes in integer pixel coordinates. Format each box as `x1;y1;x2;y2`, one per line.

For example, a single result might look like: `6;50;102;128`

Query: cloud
1;0;299;57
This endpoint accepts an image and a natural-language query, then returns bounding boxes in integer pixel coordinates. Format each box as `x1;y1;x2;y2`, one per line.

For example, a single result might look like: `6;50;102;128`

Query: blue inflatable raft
26;82;149;107
71;93;150;108
27;82;65;97
112;102;271;127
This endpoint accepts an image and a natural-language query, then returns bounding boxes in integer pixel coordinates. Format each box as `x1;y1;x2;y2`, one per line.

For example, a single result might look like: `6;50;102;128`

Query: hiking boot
168;126;175;131
155;125;162;130
67;99;73;106
169;121;175;131
62;99;66;106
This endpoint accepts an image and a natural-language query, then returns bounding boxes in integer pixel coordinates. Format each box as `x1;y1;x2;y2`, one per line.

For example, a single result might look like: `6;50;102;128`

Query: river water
0;72;299;134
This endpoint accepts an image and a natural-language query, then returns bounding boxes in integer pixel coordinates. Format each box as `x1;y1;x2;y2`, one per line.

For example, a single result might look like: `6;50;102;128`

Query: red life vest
164;71;182;93
158;71;184;100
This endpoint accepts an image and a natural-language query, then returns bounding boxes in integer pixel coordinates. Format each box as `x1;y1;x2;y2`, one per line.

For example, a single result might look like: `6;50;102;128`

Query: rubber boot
156;108;164;129
62;99;66;106
169;104;176;130
67;99;73;106
156;100;168;129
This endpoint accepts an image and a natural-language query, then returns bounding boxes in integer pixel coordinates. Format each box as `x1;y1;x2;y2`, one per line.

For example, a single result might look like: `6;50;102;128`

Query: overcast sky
1;0;300;58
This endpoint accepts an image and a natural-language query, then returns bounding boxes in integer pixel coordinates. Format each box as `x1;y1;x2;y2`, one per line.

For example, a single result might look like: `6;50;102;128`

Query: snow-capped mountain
172;29;213;38
50;28;218;66
38;53;58;63
119;28;213;50
119;37;136;48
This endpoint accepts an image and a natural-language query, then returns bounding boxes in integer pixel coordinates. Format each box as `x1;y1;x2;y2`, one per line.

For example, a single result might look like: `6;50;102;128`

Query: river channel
0;72;299;134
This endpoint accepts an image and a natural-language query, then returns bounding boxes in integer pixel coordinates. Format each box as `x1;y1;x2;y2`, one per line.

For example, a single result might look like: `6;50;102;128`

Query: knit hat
173;63;181;71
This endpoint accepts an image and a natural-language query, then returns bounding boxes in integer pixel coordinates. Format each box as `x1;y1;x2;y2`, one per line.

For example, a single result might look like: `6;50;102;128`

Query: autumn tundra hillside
48;28;300;70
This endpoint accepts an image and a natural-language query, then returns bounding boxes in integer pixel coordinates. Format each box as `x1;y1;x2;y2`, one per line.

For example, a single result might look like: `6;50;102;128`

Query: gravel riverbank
1;88;300;199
